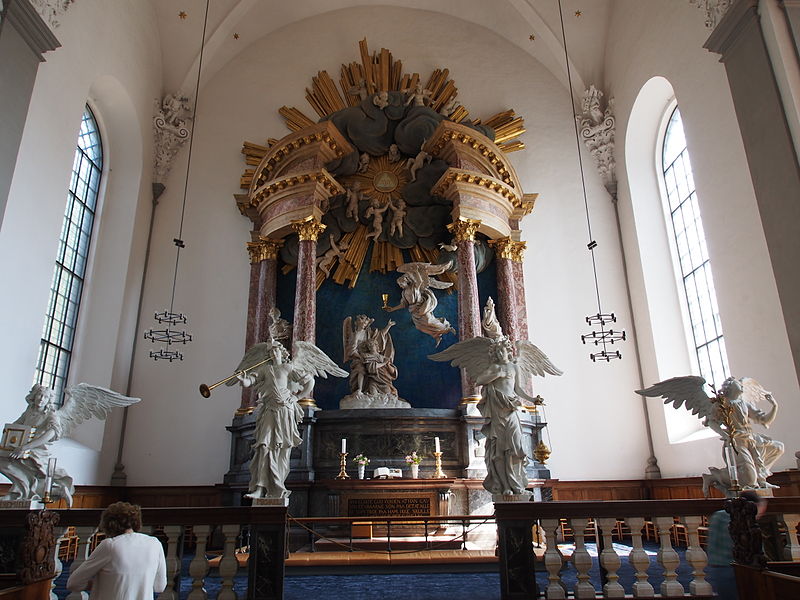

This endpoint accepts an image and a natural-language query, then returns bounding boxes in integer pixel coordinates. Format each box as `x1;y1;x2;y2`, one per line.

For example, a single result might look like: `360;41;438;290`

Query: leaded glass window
661;106;729;386
34;106;103;402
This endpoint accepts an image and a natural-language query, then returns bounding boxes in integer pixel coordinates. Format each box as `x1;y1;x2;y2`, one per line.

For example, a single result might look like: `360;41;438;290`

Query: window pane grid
662;107;729;386
34;106;102;403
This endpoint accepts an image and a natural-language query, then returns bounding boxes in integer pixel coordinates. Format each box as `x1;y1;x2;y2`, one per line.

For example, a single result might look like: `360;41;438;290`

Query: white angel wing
58;383;141;436
428;337;495;382
741;377;769;406
292;341;349;379
635;375;716;421
515;340;563;377
225;342;275;387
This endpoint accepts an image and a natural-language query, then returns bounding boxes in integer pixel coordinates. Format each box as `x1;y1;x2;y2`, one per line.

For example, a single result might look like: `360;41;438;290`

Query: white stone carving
385;262;455;346
153;93;192;184
28;0;74;29
689;0;731;29
577;85;617;197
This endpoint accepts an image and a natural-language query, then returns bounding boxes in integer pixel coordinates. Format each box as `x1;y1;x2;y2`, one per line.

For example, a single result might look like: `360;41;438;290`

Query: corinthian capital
489;237;527;262
447;218;481;243
291;215;326;241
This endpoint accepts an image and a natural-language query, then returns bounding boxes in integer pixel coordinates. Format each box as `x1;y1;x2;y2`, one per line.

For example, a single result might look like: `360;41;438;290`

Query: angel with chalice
636;375;784;495
0;383;140;506
228;339;347;500
430;336;562;496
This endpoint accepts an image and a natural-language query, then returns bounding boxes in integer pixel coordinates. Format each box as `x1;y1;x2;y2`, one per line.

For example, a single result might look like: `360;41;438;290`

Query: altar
323;477;456;519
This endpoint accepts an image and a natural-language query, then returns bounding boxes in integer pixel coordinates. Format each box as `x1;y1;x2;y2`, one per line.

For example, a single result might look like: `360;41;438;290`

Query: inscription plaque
347;496;430;518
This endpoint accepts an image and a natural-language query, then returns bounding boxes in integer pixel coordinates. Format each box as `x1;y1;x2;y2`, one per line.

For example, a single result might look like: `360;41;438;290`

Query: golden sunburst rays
349;155;407;206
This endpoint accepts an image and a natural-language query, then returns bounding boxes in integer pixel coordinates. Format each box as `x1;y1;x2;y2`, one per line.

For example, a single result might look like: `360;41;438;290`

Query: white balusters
187;524;211;600
218;524;241;600
541;518;566;599
653;517;684;597
158;525;183;600
782;513;800;561
683;516;712;596
624;517;654;598
568;518;596;599
51;526;69;600
596;518;624;598
65;526;97;600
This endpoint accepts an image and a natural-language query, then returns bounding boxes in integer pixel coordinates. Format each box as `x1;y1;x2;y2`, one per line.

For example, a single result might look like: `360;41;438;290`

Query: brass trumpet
199;358;271;398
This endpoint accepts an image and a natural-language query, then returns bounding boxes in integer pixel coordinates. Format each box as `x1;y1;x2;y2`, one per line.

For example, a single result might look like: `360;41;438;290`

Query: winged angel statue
228;340;347;499
385;262;455;346
0;383;140;506
430;336;562;496
637;376;784;494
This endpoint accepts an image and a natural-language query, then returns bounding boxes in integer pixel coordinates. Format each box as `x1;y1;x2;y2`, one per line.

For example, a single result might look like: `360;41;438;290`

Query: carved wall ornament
28;0;74;29
18;510;59;584
246;238;282;263
577;85;617;197
488;237;516;260
291;215;326;242
153;93;192;185
447;218;481;243
689;0;731;29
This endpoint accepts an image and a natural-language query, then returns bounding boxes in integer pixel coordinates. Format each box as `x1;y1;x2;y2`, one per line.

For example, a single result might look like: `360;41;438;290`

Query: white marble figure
357;152;371;174
439;96;461;117
403;82;432;107
316;236;350;277
365;197;389;241
345;182;363;220
267;307;292;348
233;340;346;499
429;336;562;496
384;262;455;346
160;93;191;129
481;297;503;340
388;144;402;163
372;90;389;110
0;383;140;507
348;78;368;101
343;316;400;396
388;199;407;237
405;147;431;183
637;375;784;495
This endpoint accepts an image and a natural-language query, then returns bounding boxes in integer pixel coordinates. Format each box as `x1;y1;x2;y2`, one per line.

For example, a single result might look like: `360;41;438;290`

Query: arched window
33;106;103;402
660;106;729;386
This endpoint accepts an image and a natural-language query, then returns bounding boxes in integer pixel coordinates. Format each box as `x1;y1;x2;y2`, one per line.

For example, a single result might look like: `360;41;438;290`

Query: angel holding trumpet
227;339;346;500
430;335;562;496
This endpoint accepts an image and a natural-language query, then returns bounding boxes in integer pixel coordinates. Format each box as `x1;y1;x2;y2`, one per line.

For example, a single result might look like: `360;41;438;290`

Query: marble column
487;237;527;342
447;218;482;402
706;0;800;387
510;242;529;342
239;237;282;414
291;215;326;408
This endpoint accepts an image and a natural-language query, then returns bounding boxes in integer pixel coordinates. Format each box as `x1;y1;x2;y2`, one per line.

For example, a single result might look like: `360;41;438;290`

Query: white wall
120;5;650;485
607;0;800;477
0;0;161;485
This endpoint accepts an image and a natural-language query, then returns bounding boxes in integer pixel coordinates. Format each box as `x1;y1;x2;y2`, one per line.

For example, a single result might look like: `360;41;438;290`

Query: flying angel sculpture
636;375;784;494
0;383;140;506
228;339;347;499
384;261;455;346
430;336;562;496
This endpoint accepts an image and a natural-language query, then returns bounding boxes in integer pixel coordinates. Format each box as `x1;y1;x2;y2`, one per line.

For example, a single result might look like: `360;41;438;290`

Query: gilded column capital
290;215;326;241
490;237;527;262
447;218;481;243
246;238;283;263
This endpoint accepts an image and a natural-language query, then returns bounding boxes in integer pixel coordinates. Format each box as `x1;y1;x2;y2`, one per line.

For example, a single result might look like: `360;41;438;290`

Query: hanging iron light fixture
556;0;626;362
144;0;211;361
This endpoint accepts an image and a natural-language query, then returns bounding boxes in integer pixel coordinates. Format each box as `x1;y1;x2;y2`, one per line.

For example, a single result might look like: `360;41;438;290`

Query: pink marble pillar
448;219;482;401
512;258;529;341
488;237;526;342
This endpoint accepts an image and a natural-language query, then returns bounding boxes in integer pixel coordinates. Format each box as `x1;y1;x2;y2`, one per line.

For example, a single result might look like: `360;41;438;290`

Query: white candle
341;438;346;454
44;457;57;500
435;437;440;453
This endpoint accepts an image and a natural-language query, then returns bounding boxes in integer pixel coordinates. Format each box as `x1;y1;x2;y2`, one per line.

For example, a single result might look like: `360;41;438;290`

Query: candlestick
433;451;446;479
434;437;440;453
336;452;350;479
341;438;347;453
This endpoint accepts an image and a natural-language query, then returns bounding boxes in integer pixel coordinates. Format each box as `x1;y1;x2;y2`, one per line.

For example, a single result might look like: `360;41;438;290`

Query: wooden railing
495;497;800;600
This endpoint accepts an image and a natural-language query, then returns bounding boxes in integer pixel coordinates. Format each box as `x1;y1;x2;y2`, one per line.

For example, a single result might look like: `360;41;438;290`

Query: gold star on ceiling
178;11;187;19
529;34;536;41
233;33;240;40
575;10;582;17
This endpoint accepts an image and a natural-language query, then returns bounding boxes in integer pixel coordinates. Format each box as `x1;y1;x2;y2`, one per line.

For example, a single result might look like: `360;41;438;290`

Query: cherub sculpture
405;148;431;182
430;336;562;496
345;182;363;220
0;383;140;506
316;236;350;277
343;315;398;398
357;152;371;174
160;93;191;129
365;197;389;241
636;375;784;494
403;82;432;107
384;262;455;346
229;340;347;500
388;144;402;163
348;78;368;101
388;199;407;237
372;90;389;110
